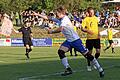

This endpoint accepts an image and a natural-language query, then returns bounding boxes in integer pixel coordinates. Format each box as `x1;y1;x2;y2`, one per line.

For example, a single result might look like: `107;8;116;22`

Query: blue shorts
61;39;88;54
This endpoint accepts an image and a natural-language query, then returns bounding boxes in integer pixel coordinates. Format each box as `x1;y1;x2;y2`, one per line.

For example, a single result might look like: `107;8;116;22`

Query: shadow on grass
0;58;120;80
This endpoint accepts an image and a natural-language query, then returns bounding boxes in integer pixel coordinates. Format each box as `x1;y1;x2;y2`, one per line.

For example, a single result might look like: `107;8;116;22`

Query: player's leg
25;44;30;59
95;49;100;59
23;38;30;59
58;41;72;76
29;39;33;53
104;45;110;51
84;53;104;77
110;41;115;53
74;48;77;56
69;48;73;56
94;39;101;59
104;40;111;51
86;40;93;71
86;50;92;71
72;39;104;77
29;46;33;52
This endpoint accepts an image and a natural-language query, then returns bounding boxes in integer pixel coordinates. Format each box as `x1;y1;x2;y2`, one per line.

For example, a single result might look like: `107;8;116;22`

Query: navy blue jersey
18;27;32;38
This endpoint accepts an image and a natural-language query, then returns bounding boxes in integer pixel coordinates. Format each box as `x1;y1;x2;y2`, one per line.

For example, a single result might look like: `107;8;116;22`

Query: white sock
61;57;70;68
91;58;103;72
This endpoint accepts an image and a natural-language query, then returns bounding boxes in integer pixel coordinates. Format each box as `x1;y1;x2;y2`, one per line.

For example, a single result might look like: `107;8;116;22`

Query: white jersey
60;16;80;42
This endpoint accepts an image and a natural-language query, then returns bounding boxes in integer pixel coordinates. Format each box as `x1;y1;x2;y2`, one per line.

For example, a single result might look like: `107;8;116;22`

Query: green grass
0;47;120;80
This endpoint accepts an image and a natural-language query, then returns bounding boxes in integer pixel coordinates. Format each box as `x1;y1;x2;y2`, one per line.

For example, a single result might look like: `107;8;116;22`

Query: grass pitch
0;47;120;80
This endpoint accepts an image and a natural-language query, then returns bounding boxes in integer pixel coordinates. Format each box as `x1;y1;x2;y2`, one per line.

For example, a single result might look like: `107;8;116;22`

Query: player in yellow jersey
104;27;115;53
81;7;101;71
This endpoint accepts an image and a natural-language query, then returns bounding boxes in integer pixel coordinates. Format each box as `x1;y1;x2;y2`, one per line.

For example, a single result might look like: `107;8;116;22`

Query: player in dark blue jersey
14;21;33;59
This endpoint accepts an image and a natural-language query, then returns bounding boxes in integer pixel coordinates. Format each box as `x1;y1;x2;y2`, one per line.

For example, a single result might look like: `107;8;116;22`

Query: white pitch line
18;65;119;80
18;69;84;80
0;61;6;63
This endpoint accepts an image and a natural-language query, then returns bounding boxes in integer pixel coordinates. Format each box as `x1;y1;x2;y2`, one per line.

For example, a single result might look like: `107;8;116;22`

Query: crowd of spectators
1;6;120;29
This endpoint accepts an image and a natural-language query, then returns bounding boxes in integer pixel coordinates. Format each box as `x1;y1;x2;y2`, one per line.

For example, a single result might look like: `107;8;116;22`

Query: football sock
70;49;72;56
74;49;77;56
91;58;103;72
29;48;32;52
104;46;110;50
112;48;114;53
62;57;70;68
26;48;29;54
87;59;91;66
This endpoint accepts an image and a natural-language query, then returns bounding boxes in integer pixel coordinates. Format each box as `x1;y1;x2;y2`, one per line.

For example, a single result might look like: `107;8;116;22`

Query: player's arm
46;26;63;34
81;18;94;35
30;28;33;39
30;33;33;39
12;28;20;33
12;27;22;33
81;27;94;35
33;12;61;24
81;18;87;32
98;30;101;39
33;12;48;20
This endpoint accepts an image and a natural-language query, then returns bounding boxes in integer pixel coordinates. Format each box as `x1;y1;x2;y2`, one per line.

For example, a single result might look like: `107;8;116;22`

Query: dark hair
87;7;94;13
24;20;31;24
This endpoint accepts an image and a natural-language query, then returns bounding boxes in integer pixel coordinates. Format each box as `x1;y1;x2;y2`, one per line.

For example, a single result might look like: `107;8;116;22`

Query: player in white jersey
34;6;104;77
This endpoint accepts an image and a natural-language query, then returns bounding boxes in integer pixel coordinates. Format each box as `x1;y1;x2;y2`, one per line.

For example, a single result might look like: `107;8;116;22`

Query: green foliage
0;0;103;13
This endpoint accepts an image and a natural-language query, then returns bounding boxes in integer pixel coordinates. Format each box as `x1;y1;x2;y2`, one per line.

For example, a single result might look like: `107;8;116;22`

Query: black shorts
23;38;33;46
108;40;113;45
86;39;101;50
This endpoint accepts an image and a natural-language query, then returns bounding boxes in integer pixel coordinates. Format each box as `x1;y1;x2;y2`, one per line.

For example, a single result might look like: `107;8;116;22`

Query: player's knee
58;50;66;59
85;53;94;61
26;45;30;49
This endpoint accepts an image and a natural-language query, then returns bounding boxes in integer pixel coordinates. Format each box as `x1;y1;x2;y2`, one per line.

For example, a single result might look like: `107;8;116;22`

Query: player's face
56;12;62;19
25;22;31;27
89;10;94;17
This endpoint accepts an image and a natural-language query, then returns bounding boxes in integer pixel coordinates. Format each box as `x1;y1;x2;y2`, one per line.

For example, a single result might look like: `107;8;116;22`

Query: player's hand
44;27;52;34
47;29;53;34
87;30;94;35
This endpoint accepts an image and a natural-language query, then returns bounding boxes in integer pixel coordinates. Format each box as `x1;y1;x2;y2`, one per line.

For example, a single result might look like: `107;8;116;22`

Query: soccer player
104;27;115;53
70;20;78;56
35;6;104;77
69;47;77;56
81;7;101;71
14;20;33;59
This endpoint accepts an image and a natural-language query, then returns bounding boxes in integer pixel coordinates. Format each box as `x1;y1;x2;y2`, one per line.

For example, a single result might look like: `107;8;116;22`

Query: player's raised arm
46;26;63;34
12;28;20;33
33;11;48;20
33;11;61;24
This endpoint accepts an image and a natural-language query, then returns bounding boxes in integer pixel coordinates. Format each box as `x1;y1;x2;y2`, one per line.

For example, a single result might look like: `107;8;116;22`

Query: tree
0;0;103;13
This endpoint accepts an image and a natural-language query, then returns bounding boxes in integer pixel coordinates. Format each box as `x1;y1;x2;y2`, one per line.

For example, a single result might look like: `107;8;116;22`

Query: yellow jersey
82;16;99;39
107;28;113;40
74;26;77;32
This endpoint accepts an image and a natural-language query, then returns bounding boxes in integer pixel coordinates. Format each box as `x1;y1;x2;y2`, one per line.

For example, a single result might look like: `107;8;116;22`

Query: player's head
24;20;31;27
55;6;66;19
87;7;94;17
